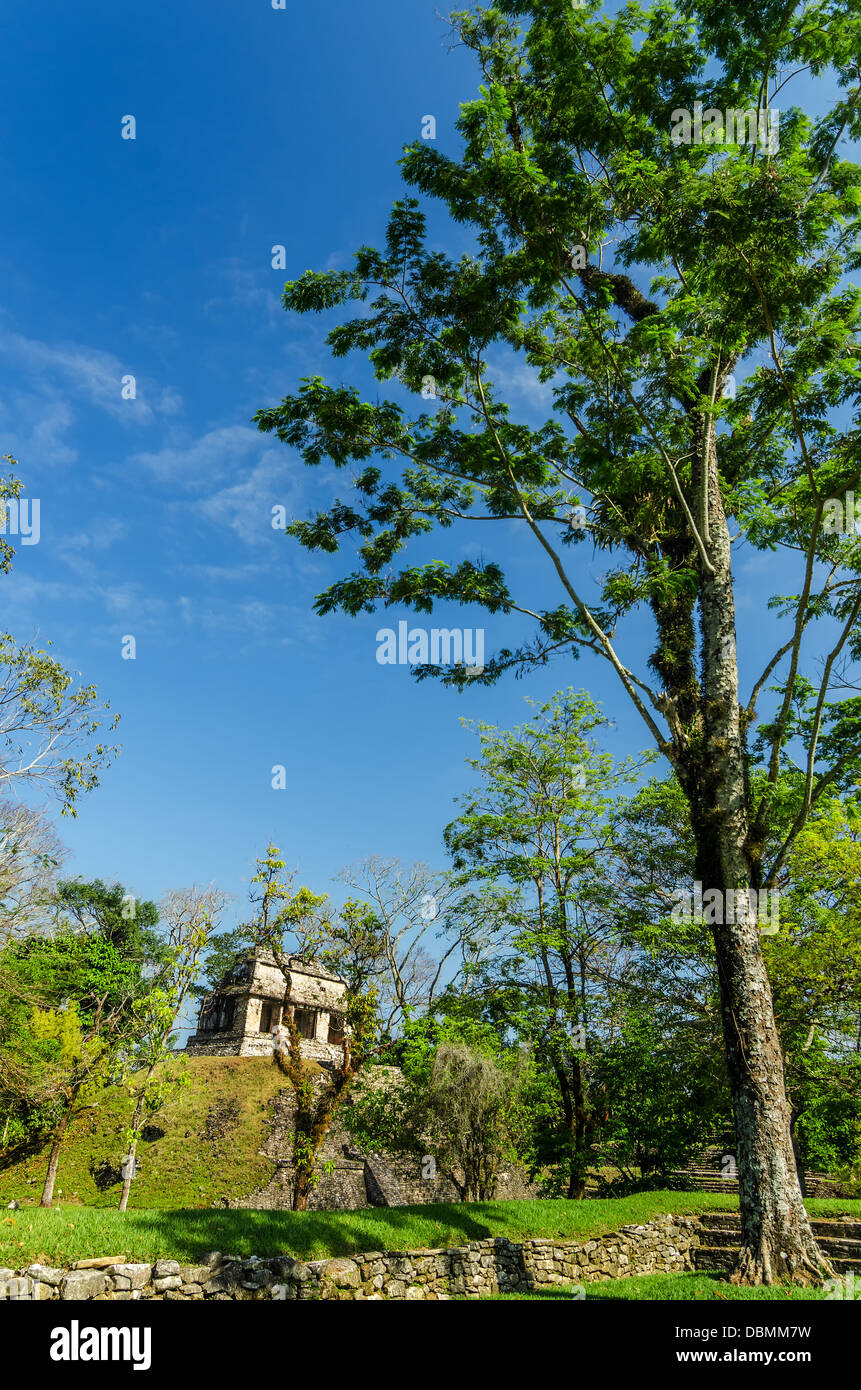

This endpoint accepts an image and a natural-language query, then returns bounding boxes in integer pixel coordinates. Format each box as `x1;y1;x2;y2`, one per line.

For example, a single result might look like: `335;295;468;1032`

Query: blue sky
0;1;846;960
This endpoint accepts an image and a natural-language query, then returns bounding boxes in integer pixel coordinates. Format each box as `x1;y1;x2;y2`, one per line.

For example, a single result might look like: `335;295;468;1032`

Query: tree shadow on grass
133;1200;506;1262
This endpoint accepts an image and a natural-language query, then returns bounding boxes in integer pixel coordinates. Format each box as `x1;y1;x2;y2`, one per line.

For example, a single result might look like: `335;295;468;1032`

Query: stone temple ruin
185;947;539;1210
186;948;347;1067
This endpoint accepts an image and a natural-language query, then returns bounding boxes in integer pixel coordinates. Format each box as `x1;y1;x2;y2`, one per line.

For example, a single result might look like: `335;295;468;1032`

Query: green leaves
0;629;120;816
254;0;861;868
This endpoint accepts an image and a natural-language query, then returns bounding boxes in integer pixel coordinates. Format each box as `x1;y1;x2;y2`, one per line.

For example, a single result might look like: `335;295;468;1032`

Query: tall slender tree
445;690;650;1197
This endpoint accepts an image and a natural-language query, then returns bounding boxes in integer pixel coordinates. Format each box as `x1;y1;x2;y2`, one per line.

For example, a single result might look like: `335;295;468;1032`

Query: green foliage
762;796;861;1174
4;930;142;1031
55;879;162;969
254;0;861;872
0;930;141;1154
443;690;664;1195
593;1009;726;1187
347;1014;532;1200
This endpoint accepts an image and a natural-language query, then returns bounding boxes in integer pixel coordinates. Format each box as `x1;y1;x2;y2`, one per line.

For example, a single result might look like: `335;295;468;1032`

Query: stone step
803;1221;861;1240
669;1170;845;1197
698;1228;861;1259
699;1213;861;1240
694;1246;861;1275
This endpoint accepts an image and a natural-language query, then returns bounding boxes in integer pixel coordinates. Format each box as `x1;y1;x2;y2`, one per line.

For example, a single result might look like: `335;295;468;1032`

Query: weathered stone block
27;1264;64;1286
321;1258;360;1290
111;1263;151;1289
206;1267;240;1294
153;1275;182;1292
60;1270;107;1300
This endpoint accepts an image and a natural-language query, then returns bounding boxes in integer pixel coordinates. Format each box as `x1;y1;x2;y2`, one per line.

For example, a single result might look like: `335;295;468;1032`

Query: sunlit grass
2;1194;858;1269
472;1271;835;1301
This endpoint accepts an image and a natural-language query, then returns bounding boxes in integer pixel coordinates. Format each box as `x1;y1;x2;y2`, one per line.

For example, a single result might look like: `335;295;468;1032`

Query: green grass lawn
472;1272;837;1301
2;1194;859;1269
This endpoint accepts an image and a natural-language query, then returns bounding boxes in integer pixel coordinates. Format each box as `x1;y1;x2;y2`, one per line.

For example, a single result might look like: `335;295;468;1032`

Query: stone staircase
668;1156;847;1198
668;1166;740;1194
694;1212;861;1275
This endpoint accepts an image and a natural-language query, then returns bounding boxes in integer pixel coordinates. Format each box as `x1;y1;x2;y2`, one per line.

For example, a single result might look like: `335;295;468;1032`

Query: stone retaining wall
0;1214;700;1301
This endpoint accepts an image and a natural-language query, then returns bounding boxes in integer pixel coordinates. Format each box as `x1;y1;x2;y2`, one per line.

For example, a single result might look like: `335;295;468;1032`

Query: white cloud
56;518;130;576
203;260;284;330
194;447;297;541
0;392;80;466
129;425;263;487
485;354;558;409
0;326;183;426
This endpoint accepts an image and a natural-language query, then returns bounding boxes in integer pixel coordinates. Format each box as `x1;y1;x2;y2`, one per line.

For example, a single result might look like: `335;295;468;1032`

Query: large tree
255;1;861;1281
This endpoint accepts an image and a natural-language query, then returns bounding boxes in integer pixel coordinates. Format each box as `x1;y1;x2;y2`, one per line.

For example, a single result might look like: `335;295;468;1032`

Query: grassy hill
0;1056;295;1211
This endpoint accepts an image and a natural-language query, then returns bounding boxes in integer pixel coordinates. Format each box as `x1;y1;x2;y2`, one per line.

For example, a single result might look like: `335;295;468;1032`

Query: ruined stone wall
362;1154;540;1206
0;1215;701;1301
224;1086;541;1211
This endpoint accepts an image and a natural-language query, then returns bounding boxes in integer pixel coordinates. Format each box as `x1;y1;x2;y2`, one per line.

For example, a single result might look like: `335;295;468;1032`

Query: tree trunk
711;915;829;1282
119;1092;147;1213
292;1181;309;1212
118;1136;138;1213
40;1106;73;1207
790;1111;808;1201
692;416;832;1284
569;1057;588;1199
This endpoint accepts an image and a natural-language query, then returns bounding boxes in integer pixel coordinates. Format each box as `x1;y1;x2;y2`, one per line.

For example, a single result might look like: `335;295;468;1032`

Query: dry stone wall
0;1214;700;1301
